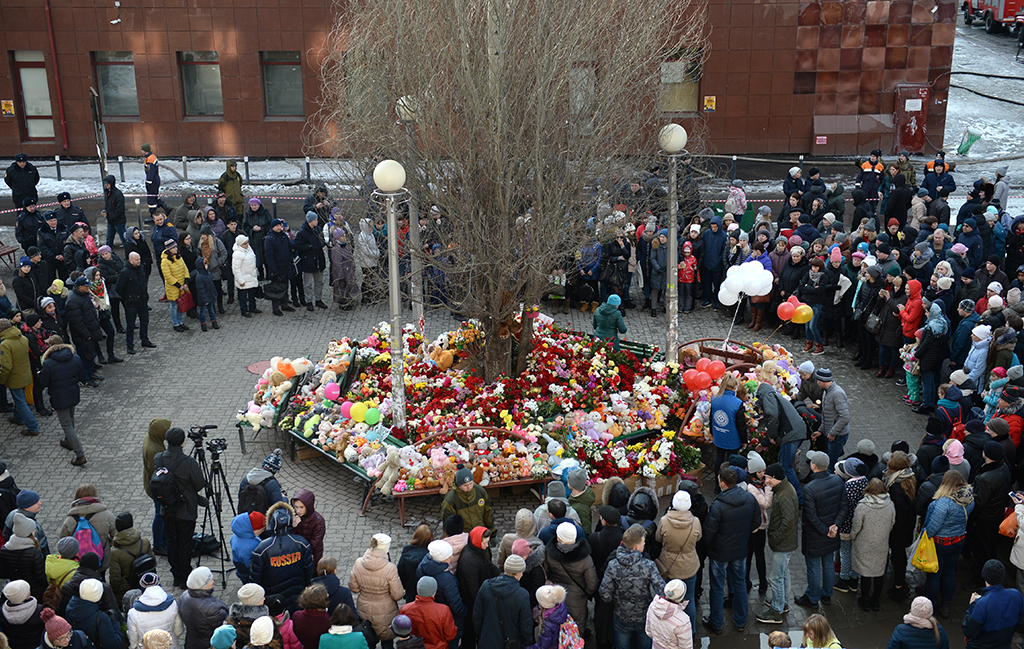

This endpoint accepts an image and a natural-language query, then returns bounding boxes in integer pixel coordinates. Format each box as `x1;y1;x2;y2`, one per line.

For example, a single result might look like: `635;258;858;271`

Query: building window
569;65;596;136
93;52;139;117
261;51;304;116
11;50;54;140
658;53;701;114
178;51;223;116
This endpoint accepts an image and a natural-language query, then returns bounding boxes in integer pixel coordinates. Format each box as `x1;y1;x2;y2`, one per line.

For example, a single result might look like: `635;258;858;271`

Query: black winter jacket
4;162;39;208
0;598;44;649
294;223;326;273
38;345;84;411
62;237;89;273
249;502;315;607
455;543;499;630
472;575;534;649
12;273;38;311
397;546;429;601
178;588;229;649
888;478;917;548
103;176;126;225
57;567;119;619
973;461;1011;522
64;289;103;345
916;328;949;372
124;228;153;276
37;222;68;265
588;524;624;578
0;545;46;600
54;204;89;231
152;446;207;522
704;485;761;562
801;471;848;558
115;264;149;309
963;431;989;482
914;472;945;518
97;254;124;301
263;231;295;279
779;258;809;298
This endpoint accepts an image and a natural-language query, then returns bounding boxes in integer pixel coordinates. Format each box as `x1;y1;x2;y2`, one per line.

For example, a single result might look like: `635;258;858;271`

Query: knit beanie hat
428;540;453;562
765;463;786;481
417;576;438;597
249;617;275;647
237;583;265;606
266;596;285;618
556;522;577;544
988;418;1010;437
248;511;266;532
262;448;283;473
115;512;134;532
391;615;413;638
11;513;34;538
41;608;72;642
982;558;1006;585
443;515;464;536
210;625;237;649
77;552;98;571
931;456;950;474
536;585;567;609
79;579;103;603
799;360;815;374
2;580;30;605
187;566;213;590
165;427;186;446
746;451;767;474
985;440;1006;462
16;489;39;509
504;554;527;575
567;468;588;492
56;537;79;560
371;533;392;555
140;573;160;588
672;490;691;512
511;538;531;558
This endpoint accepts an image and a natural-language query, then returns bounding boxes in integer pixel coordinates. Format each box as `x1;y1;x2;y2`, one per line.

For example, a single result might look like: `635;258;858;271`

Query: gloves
174;282;182;288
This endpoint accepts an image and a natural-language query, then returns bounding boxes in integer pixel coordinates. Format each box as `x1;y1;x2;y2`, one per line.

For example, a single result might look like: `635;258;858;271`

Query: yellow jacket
161;251;189;300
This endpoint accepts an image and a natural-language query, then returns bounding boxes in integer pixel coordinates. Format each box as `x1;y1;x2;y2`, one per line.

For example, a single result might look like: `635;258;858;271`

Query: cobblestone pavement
1;268;966;647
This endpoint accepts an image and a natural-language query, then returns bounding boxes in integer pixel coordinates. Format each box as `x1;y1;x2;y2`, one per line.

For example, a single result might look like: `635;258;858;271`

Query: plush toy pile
246;321;793;494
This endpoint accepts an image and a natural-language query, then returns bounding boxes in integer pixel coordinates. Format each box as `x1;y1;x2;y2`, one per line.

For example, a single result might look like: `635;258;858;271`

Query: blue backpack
72;513;104;560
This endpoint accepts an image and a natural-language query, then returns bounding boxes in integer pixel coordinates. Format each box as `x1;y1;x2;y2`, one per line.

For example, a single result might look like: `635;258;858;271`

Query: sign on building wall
703;96;716;112
1;101;14;117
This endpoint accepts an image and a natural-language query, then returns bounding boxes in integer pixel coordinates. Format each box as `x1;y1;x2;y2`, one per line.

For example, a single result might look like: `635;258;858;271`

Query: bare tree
309;0;708;381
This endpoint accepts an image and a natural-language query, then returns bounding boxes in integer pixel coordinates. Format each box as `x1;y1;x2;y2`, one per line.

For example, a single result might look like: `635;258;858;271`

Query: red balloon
708;360;727;380
683;369;699;390
777;302;796;321
695;372;712;390
695;357;711;372
787;295;800;305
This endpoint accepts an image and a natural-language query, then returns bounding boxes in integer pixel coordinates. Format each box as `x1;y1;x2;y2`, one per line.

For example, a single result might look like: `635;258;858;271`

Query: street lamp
397;96;425;334
373;159;409;432
658;123;688;362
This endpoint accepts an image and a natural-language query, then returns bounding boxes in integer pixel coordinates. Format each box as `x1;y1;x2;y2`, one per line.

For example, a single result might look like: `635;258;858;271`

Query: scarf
200;236;213;266
925;303;948;336
808;270;822;282
884;468;914;490
88;276;109;309
903;612;936;630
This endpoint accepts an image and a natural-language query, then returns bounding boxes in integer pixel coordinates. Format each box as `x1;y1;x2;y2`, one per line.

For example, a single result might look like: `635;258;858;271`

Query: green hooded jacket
143;417;171;498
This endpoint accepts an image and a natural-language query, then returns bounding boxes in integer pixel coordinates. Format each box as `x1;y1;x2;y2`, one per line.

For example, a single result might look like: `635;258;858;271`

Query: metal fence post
118;156;125;183
731;155;737;181
305;157;311;183
272;197;278;220
55;156;61;182
182;156;188;181
243;156;250;184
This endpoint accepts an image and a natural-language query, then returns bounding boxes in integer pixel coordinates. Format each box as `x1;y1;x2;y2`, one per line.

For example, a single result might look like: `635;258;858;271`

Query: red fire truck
964;0;1024;33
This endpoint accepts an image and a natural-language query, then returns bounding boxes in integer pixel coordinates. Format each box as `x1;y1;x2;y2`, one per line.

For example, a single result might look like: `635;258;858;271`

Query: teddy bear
375;446;402;496
238;402;264;430
437;462;457;494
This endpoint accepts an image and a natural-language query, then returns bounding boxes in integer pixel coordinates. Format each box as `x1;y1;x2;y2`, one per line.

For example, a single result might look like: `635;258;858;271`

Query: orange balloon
792;304;814;324
683;369;699;390
777;302;796;321
695;358;711;372
695;372;712;390
708;360;726;380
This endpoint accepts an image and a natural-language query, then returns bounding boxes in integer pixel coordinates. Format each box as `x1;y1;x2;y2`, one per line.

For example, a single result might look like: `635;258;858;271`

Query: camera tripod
189;425;236;588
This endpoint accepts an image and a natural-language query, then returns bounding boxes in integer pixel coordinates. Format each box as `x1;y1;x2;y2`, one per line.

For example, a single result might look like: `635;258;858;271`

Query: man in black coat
966;442;1012;589
54;192;90;232
4;154;39;211
15;199;43;254
294;212;327;311
703;466;761;633
473;557;534;649
115;252;157;355
37;212;68;286
64;276;104;382
456;527;500;649
302;186;333;227
795;450;848;607
153;427;208;589
262;219;295;316
885;173;914;230
102;176;127;248
962;419;989;482
38;336;88;463
589;505;624;649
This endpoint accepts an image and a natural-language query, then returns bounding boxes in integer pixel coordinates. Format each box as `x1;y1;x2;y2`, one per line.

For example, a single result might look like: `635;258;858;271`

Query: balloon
683;369;699;390
723;275;744;294
727;265;742;278
364;407;381;425
323;383;341;401
777;302;796;321
351;402;368;422
696;358;711;372
787;295;800;305
742;274;762;296
757;271;775;296
708;360;726;380
340;401;353;418
719;287;739;306
792;304;814;324
695;372;712;390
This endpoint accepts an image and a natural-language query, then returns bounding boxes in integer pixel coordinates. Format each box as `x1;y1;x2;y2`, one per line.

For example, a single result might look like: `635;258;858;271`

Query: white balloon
755;270;774;296
726;265;742;278
719;288;738;306
742;273;761;296
723;274;744;294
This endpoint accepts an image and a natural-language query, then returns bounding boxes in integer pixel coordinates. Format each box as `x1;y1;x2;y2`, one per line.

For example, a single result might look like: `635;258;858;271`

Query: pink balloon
340;401;353;418
787;295;800;305
695;358;711;372
324;383;341;401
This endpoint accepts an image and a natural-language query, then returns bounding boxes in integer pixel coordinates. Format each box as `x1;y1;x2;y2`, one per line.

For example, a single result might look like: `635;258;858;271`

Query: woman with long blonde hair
921;471;974;618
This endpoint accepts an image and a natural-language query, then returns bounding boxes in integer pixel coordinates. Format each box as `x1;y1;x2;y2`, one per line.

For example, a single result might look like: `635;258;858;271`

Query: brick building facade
0;0;957;158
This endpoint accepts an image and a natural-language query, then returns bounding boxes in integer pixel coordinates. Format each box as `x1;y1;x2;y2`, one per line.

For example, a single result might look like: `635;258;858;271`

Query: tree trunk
515;308;534;376
483;318;511;382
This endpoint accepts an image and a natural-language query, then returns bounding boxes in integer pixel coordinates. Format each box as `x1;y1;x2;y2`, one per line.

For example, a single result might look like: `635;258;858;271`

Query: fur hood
41;342;74;362
267;501;296;535
602;477;631;514
625;486;659;521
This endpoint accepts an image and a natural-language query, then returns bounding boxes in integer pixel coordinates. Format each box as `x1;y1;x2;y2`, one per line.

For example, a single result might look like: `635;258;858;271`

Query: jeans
612;618;651;649
805;303;823;344
9;388;38;433
98;317;115;357
768;550;793;613
152;499;165;551
680;282;695;312
238;288;257;315
105;221;127;248
925;538;964;603
198;304;216;323
779;440;802;502
709;558;748;629
125;305;150;350
879;344;899;367
303;271;323;302
804;553;835;603
169;302;183;326
920;370;939;408
839;538;859;580
827;434;848;471
55;407;84;459
682;574;697;631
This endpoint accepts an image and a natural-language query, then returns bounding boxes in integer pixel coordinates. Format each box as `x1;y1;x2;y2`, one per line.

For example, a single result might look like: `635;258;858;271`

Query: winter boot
746;312;757;329
813;343;825;355
752;310;763;332
804;340;813;352
885;366;896;378
876;365;888;378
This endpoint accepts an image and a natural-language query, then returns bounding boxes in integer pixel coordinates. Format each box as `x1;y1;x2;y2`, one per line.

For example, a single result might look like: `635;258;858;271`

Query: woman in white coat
127;577;185;649
232;235;261;317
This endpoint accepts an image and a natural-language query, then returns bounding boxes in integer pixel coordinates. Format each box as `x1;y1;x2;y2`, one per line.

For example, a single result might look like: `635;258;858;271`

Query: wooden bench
0;240;20;273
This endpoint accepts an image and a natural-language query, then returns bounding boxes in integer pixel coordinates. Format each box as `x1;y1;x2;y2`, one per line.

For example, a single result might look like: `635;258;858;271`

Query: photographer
302;186;333;229
238;449;285;515
154;427;208;589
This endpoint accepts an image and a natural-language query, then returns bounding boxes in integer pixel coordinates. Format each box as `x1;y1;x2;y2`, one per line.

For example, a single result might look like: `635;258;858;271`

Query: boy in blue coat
230;511;265;583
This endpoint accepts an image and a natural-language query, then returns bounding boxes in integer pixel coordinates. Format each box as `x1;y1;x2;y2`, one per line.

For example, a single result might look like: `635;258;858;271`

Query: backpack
72;513;104;560
123;542;157;592
238;477;272;515
150;455;186;512
558;617;585;649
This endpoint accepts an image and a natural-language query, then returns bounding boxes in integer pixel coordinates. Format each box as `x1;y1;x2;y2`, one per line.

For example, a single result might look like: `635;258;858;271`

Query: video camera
188;424;218;442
